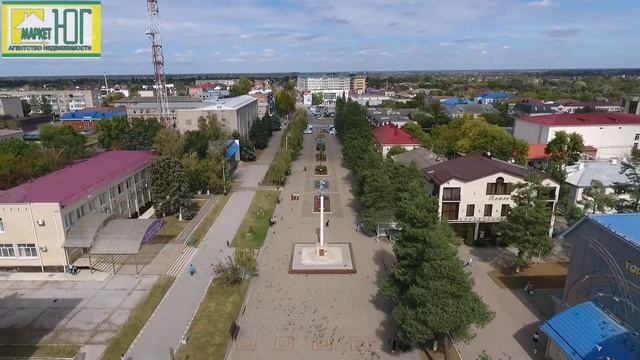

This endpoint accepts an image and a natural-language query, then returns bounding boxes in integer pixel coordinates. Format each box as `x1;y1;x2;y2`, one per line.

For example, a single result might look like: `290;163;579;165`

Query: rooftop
0;151;157;206
372;124;420;146
441;97;474;107
391;147;446;170
517;113;640;127
423;154;540;185
527;144;550;160
128;101;206;110
477;92;512;100
589;213;640;247
446;104;495;115
193;95;257;111
565;160;628;187
61;107;126;120
541;301;640;360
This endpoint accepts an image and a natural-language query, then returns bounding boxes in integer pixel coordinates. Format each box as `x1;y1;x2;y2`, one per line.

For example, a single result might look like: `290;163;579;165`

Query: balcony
446;216;505;223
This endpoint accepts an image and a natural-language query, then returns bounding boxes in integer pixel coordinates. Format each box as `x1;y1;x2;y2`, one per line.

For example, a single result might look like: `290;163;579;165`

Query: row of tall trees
335;97;493;351
263;110;307;185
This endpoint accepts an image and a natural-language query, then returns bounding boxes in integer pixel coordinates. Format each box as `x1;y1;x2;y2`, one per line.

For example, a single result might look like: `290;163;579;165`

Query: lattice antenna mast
146;0;171;127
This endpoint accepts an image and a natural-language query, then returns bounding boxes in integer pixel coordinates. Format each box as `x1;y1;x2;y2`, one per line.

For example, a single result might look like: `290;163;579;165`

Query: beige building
176;95;258;136
423;154;559;242
0;89;100;115
0;151;157;272
352;74;367;94
124;96;206;124
0;129;24;142
0;97;24;118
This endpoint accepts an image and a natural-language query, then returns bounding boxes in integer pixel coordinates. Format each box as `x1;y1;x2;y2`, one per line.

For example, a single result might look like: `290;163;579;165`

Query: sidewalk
124;129;284;360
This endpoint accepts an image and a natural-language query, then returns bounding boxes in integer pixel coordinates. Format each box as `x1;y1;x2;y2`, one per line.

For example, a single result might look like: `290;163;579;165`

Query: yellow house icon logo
12;9;48;44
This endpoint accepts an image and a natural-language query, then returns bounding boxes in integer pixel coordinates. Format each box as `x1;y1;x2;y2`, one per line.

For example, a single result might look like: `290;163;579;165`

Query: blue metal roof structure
477;92;512;100
590;213;640;248
441;97;473;107
541;301;640;360
61;108;127;121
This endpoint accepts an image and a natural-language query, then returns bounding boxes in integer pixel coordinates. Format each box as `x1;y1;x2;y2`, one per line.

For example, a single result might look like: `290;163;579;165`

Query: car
329;129;337;135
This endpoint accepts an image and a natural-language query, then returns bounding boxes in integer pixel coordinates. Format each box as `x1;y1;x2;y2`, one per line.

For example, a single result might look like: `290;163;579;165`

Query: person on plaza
464;257;473;267
533;331;540;354
304;166;307;172
188;263;196;276
326;219;330;227
524;279;534;294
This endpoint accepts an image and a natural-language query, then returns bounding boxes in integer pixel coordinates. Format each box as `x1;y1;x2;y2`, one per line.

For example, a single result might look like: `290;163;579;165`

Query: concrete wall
0;97;24;118
563;219;640;330
176;99;258;137
0;90;99;115
513;119;548;144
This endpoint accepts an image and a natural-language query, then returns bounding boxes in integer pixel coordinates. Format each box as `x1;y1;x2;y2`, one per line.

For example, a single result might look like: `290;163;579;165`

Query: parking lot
0;275;158;346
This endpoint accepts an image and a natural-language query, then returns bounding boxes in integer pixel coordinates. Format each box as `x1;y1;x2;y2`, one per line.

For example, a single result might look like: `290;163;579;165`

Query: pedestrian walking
188;263;196;276
304;166;307;172
120;354;125;360
533;331;540;354
326;219;330;227
290;193;294;202
226;240;229;247
464;257;473;267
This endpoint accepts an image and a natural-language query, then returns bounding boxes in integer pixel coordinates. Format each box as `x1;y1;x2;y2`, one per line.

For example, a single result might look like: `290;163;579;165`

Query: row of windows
441;203;511;221
0;243;37;258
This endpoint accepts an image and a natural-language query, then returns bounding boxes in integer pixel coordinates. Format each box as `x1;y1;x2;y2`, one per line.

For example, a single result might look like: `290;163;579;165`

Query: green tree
581;180;618;214
311;93;324;105
402;122;431;148
0;115;17;130
40;96;52;115
275;89;296;117
386;146;408;158
614;149;640;212
498;176;554;267
97;117;130;149
104;91;126;106
21;99;31;116
545;131;585;166
28;95;39;113
181;152;210;193
39;124;86;158
229;77;252;97
122;118;162;150
153;127;184;158
148;156;194;219
232;131;256;162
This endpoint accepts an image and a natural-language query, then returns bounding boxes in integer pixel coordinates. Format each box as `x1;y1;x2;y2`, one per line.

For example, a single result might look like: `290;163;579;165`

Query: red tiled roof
372;124;420;146
527;144;550;160
517;113;640;127
0;151;157;206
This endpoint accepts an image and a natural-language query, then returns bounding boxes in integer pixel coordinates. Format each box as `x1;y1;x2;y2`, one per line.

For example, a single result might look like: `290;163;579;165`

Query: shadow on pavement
469;246;516;272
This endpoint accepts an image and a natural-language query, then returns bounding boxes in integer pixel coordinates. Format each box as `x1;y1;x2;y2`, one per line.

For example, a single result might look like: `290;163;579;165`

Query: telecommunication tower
146;0;171;127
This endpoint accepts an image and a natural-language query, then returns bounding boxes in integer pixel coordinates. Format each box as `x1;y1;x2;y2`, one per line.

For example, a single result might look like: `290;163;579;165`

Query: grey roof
91;219;160;255
391;147;446;170
64;213;112;248
194;95;257;111
445;104;496;115
127;101;206;110
565;160;628;188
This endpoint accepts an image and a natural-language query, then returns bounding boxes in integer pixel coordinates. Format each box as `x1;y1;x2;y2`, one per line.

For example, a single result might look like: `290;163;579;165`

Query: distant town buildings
474;92;512;105
0;89;101;115
513;113;640;159
249;93;273;118
297;75;350;106
0;151;157;272
176;95;258;136
623;94;640;115
564;159;628;210
352;74;367;94
422;154;559;242
0;97;24;118
367;108;417;127
123;96;206;123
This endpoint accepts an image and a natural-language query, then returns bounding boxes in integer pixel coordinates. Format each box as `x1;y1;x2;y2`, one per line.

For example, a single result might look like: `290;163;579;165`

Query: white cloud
470;42;487;50
501;45;510;50
527;0;555;8
480;50;488;56
356;49;390;56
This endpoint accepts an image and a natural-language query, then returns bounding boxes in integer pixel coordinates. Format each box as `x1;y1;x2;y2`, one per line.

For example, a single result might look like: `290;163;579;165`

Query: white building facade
514;113;640;159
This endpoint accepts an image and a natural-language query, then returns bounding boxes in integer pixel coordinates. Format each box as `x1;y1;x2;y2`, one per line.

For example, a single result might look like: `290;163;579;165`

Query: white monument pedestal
290;243;355;274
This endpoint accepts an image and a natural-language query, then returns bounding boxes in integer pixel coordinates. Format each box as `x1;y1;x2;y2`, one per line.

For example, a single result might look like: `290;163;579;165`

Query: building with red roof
372;123;420;156
0;151;157;271
514;113;640;159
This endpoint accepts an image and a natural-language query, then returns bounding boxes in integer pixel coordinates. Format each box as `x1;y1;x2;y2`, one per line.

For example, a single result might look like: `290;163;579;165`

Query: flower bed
315;164;328;175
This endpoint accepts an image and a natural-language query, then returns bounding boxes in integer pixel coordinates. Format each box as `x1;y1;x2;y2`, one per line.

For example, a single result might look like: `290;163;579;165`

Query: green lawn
176;280;249;360
152;201;204;244
189;195;232;246
231;190;279;248
101;275;175;360
0;344;80;358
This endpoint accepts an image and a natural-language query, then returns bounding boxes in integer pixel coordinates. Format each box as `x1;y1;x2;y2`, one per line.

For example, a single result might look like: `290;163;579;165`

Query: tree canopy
229;77;252;97
614;149;640;212
545;131;585;166
275;89;296;117
39;124;87;159
148;156;194;220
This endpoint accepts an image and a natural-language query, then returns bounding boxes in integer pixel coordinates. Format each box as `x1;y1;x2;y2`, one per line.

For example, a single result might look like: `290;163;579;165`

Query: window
117;183;123;194
441;203;459;221
0;217;4;232
0;244;14;257
17;244;37;258
466;204;475;217
484;204;493;217
635;143;639;150
99;193;107;206
442;187;461;201
486;177;510;195
501;204;510;217
126;179;132;189
635;134;640;141
110;187;116;198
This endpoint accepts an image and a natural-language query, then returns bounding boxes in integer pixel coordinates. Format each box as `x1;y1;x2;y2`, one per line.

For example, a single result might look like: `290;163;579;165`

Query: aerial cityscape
1;1;640;360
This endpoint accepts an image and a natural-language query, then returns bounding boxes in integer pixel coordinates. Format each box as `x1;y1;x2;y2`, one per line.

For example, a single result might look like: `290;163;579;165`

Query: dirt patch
488;262;568;289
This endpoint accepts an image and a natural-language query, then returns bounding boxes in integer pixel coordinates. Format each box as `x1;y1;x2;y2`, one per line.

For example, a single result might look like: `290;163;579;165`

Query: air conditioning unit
36;219;45;226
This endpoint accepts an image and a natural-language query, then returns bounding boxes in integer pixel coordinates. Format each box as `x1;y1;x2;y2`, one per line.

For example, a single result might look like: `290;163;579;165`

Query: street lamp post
222;156;227;195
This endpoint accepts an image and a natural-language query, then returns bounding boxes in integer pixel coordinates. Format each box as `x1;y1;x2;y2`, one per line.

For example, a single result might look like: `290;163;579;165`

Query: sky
0;0;639;76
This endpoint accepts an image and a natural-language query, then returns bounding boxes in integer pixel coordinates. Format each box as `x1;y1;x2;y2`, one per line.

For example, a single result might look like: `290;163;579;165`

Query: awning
64;213;112;248
90;219;162;255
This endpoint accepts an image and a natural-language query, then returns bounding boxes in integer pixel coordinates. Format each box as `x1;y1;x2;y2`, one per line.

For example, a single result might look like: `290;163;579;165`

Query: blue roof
541;301;640;360
226;140;239;158
61;109;127;121
589;213;640;247
477;92;512;100
442;97;473;107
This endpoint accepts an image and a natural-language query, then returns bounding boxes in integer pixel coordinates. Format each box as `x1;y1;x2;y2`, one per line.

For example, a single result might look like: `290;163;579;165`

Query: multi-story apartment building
0;151;157;271
123;96;206;123
175;95;258;136
513;113;640;159
0;97;24;118
352;74;367;94
297;75;350;105
423;154;559;242
0;89;100;115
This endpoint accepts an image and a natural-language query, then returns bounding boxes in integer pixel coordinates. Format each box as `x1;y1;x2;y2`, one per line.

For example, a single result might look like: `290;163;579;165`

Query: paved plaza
0;274;158;347
228;113;418;360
